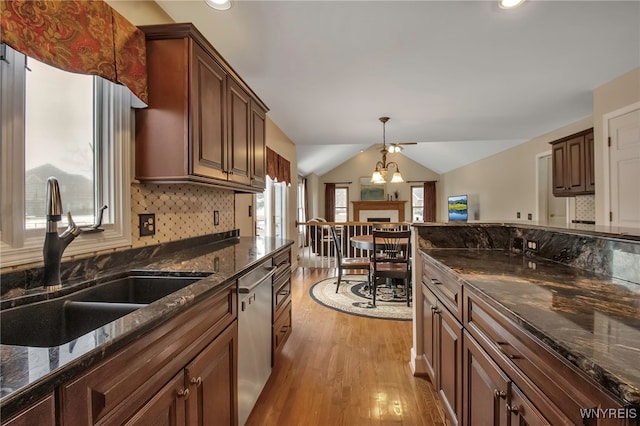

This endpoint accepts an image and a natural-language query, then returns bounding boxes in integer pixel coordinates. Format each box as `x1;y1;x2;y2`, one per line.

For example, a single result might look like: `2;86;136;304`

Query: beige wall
593;67;640;224
317;146;440;222
439;67;639;225
439;117;592;222
106;1;173;25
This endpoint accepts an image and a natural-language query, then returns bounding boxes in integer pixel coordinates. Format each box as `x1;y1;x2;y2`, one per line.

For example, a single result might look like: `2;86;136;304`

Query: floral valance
266;147;291;186
0;0;148;105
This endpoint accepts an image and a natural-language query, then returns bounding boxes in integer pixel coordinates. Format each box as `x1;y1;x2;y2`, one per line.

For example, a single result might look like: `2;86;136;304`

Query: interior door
609;108;640;228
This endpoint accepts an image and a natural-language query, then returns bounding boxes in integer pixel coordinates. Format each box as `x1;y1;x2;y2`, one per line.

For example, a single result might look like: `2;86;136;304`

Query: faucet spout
42;178;81;291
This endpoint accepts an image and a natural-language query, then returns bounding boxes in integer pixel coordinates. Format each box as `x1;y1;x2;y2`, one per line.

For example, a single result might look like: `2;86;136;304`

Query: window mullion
1;46;26;247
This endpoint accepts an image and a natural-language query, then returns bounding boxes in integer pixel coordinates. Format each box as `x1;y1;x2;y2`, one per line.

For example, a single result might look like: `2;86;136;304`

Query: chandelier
371;117;404;184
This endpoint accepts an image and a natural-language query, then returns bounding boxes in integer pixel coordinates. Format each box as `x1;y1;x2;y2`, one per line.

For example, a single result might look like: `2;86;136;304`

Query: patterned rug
309;275;412;321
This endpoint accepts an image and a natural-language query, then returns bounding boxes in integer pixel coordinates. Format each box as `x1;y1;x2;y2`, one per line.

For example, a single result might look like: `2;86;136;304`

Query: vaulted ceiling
157;0;640;176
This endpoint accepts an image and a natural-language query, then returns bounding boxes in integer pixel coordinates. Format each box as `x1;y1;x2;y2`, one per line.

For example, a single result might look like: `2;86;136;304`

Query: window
335;187;348;222
411;186;424;222
1;45;132;267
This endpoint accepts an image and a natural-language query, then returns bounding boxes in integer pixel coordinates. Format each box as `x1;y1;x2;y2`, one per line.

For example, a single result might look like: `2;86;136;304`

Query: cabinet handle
506;404;520;415
496;342;521;360
430;278;442;285
177;388;190;399
190;376;202;387
494;390;507;399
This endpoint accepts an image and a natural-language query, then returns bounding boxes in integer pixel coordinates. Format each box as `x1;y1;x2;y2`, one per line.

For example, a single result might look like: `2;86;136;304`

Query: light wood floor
246;267;446;426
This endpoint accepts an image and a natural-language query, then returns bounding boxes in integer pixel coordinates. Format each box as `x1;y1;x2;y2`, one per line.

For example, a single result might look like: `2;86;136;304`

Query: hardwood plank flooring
246;268;446;426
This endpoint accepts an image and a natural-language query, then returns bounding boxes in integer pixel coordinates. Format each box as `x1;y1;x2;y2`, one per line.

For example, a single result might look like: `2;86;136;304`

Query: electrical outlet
525;239;538;252
512;237;524;252
527;213;532;220
213;210;220;226
516;212;521;219
139;213;156;236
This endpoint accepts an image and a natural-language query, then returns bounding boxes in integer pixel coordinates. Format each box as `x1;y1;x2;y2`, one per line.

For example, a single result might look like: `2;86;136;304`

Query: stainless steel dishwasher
238;259;277;426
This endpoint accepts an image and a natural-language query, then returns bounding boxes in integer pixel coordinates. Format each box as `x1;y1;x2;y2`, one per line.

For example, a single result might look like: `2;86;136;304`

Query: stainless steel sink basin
0;275;200;347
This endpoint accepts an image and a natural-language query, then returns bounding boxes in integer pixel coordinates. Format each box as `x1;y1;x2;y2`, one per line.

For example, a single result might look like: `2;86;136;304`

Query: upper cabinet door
190;41;227;180
565;135;586;193
251;102;267;189
551;142;567;194
227;78;252;185
584;131;595;193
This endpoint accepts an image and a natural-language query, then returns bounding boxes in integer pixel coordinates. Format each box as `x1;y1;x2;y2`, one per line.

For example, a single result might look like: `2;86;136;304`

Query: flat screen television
448;195;468;221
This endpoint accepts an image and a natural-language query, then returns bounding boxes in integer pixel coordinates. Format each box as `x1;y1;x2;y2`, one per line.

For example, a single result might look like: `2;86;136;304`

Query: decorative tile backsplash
575;194;596;221
131;183;235;247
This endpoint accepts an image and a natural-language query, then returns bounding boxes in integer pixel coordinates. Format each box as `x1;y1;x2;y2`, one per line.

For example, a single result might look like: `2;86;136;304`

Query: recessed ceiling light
498;0;525;9
205;0;232;11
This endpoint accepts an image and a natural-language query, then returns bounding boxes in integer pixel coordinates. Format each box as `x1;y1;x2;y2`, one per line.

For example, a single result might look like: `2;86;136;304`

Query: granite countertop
0;236;293;419
421;248;640;405
412;221;640;241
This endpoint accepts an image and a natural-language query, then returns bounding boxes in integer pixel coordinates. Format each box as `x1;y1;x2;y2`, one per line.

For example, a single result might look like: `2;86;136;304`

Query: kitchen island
0;233;293;424
412;223;640;425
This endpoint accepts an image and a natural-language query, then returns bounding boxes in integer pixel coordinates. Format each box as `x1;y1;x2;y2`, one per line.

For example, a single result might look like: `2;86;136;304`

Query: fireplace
351;200;407;222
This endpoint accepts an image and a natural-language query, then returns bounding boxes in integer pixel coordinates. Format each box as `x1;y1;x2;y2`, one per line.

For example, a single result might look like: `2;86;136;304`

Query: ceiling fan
373;116;417;153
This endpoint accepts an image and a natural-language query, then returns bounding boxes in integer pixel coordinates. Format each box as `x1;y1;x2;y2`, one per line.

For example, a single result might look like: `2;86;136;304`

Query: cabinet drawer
274;275;291;318
61;282;237;425
464;289;620;425
421;254;462;321
273;249;291;269
273;301;292;356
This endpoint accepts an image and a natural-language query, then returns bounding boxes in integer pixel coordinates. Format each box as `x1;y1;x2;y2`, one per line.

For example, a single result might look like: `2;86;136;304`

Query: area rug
309;275;412;321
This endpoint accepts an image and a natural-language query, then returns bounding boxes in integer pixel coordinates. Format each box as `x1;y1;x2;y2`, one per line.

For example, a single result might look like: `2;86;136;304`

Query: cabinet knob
177;388;190;399
494;390;507;399
190;376;202;387
506;404;520;415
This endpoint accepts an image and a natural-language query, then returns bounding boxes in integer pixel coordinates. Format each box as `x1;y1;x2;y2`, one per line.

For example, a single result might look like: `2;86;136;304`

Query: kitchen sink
0;275;201;347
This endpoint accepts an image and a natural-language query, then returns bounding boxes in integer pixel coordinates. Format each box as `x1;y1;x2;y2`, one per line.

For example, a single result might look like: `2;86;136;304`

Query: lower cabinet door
125;372;187;426
186;321;238;426
508;385;550;426
462;332;509;426
422;283;438;382
437;305;463;426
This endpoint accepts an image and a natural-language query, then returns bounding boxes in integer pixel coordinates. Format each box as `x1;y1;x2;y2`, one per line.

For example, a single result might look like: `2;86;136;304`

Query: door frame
535;150;569;224
602;101;640;226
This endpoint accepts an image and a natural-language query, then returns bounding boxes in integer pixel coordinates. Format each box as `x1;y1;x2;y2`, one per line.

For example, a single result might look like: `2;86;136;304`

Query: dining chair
371;222;410;231
329;226;371;293
371;230;411;306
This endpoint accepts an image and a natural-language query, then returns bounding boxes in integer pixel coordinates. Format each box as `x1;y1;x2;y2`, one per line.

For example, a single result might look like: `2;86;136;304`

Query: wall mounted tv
448;195;469;221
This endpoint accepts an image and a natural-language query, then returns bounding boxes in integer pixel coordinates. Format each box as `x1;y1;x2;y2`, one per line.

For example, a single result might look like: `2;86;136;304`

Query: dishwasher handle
238;266;277;294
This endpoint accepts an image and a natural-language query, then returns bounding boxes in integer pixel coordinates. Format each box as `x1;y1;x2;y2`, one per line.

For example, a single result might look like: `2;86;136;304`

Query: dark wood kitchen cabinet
550;128;594;196
136;23;268;192
272;248;292;363
421;253;463;426
3;394;55;426
463;332;509;426
60;282;237;425
419;250;627;426
421;282;462;426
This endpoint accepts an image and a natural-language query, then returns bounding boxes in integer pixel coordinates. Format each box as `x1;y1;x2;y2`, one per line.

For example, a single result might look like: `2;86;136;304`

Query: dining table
349;234;410;251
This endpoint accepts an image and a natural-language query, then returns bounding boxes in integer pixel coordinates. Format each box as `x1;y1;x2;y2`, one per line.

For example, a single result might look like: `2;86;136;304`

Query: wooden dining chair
329;226;371;293
371;230;412;306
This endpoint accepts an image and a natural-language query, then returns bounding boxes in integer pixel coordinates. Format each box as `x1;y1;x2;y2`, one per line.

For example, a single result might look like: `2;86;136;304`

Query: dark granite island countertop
0;236;293;420
421;248;640;405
